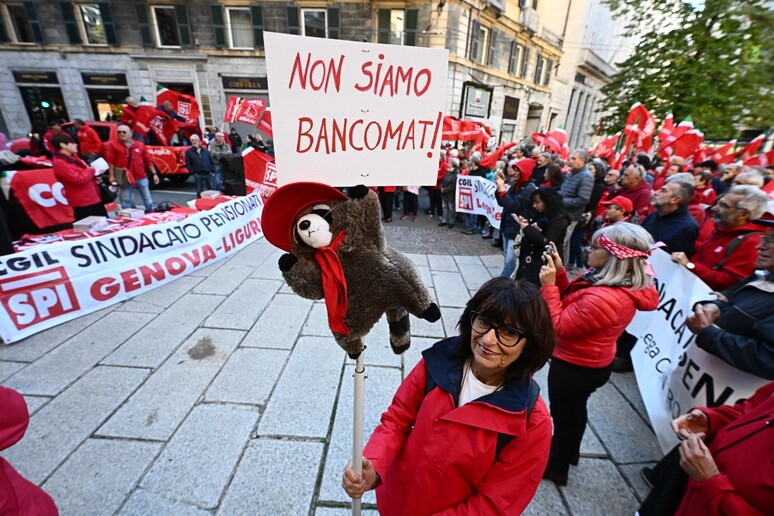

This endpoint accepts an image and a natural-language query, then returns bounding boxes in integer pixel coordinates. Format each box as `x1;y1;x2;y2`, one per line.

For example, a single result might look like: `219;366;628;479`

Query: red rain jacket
52;153;101;208
541;268;659;368
364;337;552;515
676;381;774;515
692;221;766;290
0;386;58;515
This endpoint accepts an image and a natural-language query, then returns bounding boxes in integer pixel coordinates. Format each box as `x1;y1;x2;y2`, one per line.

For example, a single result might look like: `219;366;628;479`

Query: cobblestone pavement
0;202;662;515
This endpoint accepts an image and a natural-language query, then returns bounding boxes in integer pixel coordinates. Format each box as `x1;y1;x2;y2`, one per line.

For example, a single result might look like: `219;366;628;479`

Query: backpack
711;231;764;270
424;373;540;457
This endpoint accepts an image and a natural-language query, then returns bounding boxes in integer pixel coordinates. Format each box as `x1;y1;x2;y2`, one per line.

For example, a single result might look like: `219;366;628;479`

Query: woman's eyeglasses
470;311;526;347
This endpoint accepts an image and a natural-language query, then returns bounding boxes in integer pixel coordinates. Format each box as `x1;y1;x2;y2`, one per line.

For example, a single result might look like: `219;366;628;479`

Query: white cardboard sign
264;32;449;187
455;175;502;229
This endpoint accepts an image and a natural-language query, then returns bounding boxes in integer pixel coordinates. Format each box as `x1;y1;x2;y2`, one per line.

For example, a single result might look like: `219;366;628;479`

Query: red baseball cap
262;182;348;252
599;196;634;214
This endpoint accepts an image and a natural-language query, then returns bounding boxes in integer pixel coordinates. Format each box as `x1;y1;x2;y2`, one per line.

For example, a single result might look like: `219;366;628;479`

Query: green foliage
600;0;773;138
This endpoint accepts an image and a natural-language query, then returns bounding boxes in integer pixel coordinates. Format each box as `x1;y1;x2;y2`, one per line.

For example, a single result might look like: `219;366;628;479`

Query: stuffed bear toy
262;182;441;359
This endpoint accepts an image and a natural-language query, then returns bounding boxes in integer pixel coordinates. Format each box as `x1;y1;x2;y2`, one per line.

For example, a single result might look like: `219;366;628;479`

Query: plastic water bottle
109;182;118;193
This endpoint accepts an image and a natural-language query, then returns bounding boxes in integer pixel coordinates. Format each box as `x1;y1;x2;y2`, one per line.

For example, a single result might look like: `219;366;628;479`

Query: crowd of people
342;139;773;514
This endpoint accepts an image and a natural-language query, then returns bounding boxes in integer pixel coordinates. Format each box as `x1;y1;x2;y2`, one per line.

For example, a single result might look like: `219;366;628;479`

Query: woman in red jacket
539;222;659;485
342;277;555;515
51;134;106;220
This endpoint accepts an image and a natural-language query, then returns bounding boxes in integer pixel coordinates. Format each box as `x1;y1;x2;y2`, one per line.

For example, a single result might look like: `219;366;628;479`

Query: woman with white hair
538;223;659;485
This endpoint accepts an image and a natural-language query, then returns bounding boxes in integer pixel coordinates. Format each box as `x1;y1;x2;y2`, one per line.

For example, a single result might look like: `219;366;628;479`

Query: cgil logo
28;182;69;207
0;266;80;330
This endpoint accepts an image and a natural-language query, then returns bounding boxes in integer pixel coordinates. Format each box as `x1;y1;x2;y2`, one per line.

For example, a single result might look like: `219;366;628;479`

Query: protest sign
264;32;448;187
628;249;768;453
454;175;502;229
224;96;266;125
243;147;278;202
0;195;264;343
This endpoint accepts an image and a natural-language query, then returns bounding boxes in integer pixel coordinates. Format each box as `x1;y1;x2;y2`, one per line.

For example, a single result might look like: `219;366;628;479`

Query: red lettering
289;52;312;90
354;61;373;92
139;263;165;284
315;117;330;154
349;120;364;151
414;69;431;97
202;245;216;263
249;221;260;234
91;277;119;301
235;228;245;244
121;269;142;293
166;257;186;275
332;118;347;153
382;120;404;150
288;52;344;93
364;121;382;151
182;250;202;267
296;117;314;153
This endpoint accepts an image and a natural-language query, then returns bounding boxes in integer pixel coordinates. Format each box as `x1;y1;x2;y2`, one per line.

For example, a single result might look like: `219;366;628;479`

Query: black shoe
641;467;654;489
448;223;454;229
542;467;568;486
438;221;447;227
492;239;503;248
482;234;493;240
611;356;633;373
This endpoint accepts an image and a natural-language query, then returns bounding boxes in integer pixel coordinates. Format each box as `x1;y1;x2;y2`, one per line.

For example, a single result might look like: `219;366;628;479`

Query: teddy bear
262;182;441;359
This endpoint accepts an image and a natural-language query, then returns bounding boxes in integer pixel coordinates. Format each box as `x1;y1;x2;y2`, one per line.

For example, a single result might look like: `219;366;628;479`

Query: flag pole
351;353;366;516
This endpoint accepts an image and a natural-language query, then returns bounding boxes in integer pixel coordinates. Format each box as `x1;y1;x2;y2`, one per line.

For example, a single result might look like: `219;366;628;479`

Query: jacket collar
53;152;86;167
422;337;535;413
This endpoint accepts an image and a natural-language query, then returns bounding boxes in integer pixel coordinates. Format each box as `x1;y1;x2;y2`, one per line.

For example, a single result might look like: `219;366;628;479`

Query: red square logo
0;266;80;330
458;186;473;210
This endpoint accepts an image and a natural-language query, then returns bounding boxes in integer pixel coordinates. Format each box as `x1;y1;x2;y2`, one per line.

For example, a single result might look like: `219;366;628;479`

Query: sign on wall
264;32;449;187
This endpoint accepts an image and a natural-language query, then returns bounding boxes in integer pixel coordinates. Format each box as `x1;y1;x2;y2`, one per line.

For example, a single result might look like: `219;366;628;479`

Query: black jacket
516;213;570;286
184;146;215;175
496;182;537;239
641;206;699;257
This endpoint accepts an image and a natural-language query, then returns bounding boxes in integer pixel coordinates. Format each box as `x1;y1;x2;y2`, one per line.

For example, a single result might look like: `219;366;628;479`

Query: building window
544;58;554;86
508;42;522;76
520;47;531;78
77;4;105;45
226;7;252;49
4;3;35;43
377;9;417;46
152;6;180;47
469;20;489;65
301;9;326;38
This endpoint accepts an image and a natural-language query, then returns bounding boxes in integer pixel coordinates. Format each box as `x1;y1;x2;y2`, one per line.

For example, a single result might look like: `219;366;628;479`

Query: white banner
264;32;448;187
0;195;264;343
454;175;502;229
628;249;768;453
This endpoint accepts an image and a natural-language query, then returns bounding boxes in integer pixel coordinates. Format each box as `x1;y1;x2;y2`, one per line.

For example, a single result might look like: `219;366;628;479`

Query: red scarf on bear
314;231;349;335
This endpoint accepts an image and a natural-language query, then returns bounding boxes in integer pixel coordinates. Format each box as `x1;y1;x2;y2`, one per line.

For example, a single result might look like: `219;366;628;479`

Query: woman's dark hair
531;187;566;219
545;164;564;185
590;159;607;180
51;133;74;151
456;277;555;383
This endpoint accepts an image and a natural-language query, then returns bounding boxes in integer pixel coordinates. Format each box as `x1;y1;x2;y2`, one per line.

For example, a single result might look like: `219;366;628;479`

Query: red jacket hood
621;282;660;311
514;158;535;186
0;386;29;452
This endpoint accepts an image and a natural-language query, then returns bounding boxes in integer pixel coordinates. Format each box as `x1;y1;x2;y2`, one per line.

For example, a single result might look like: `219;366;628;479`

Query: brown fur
281;189;440;358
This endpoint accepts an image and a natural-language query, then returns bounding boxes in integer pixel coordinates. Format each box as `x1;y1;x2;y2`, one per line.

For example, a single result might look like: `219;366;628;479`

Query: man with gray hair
672;185;770;290
185;134;216;198
617;163;653;222
208;131;232;192
642;173;699;256
559;149;594;262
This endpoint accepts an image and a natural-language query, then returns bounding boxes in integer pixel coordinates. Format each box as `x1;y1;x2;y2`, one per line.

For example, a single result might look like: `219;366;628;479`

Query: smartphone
545;243;555;255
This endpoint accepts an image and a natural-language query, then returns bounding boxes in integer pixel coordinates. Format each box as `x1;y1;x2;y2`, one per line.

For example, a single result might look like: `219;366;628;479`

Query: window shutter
469;19;480;61
404;8;418;46
544;59;553;86
508;42;520;75
0;14;8;42
99;3;118;45
250;5;264;48
327;7;339;39
175;5;192;47
487;30;497;67
24;2;45;43
534;55;543;83
519;0;528;8
60;2;82;44
135;4;153;46
520;47;530;78
210;5;226;48
533;0;539;9
377;9;390;44
287;6;299;35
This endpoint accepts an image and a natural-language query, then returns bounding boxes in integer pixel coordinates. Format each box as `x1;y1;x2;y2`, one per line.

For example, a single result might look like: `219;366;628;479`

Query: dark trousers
568;224;586;268
378;188;394;220
428;189;442;216
547;357;613;471
402;191;418;216
73;202;108;220
638;445;687;515
193;174;213;198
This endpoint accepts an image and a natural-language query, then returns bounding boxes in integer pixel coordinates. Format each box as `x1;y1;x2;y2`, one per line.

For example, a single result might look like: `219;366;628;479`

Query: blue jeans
568;224;586;268
193;174;213;197
441;196;455;224
119;177;153;211
466;214;478;231
212;166;223;192
500;237;518;278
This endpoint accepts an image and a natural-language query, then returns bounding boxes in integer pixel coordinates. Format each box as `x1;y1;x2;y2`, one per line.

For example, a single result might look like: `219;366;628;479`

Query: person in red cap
583;195;635;247
495;158;537;278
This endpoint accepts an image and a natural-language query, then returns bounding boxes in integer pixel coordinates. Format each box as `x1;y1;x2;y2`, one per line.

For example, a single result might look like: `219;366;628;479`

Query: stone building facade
0;0;566;142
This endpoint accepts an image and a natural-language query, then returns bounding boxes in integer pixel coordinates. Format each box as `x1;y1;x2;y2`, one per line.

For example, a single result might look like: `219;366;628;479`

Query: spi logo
263;162;278;185
0;266;80;330
458;186;473;210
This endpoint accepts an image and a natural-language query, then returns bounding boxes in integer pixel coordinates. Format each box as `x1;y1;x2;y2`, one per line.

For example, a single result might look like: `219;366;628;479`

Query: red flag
155;86;200;122
671;129;704;161
710;140;737;164
133;106;177;145
658;117;694;158
480;142;517;168
256;108;273;138
9;169;74;228
223;96;240;123
442;116;461;141
657;113;674;144
635;105;656;154
743;149;774;167
530;132;546;146
741;134;765;162
243;147;277;201
458;120;482;141
592;133;620;161
544;128;569;160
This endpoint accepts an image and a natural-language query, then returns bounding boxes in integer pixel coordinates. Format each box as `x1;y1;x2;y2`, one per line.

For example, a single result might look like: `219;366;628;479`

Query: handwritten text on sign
264;32;449;187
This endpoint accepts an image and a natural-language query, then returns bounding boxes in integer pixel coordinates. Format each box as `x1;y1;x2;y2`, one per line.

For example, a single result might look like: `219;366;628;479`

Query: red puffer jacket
1;386;59;515
691;222;766;291
541;268;659;367
676;381;774;515
364;337;552;515
52;153;101;207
